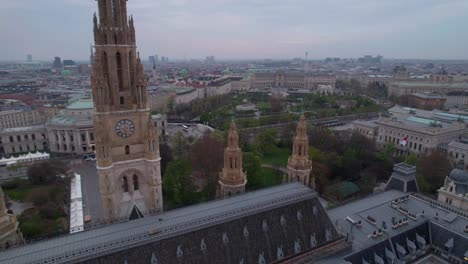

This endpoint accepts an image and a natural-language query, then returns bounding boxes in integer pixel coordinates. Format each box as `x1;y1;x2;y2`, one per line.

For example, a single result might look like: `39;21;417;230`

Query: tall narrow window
116;52;123;91
125;145;130;155
129;51;134;86
133;175;139;191
120;96;124;105
102;52;109;86
123;176;129;192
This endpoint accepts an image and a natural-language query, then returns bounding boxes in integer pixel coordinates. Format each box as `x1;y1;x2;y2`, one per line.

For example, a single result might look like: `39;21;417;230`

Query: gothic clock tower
91;0;163;221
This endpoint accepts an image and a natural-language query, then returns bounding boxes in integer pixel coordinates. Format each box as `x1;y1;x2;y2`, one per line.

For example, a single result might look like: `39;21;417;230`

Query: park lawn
262;147;290;167
2;179;33;202
260;167;284;187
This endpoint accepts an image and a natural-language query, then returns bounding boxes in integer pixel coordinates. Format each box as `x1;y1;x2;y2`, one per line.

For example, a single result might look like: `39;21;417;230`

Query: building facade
251;71;336;90
407;93;446;110
0;125;48;156
46;100;95;155
0;109;44;130
353;120;379;141
445;91;468;109
218;121;247;198
0;187;23;250
438;168;468;210
446;141;468;170
92;0;163;221
388;81;468;97
287;115;314;189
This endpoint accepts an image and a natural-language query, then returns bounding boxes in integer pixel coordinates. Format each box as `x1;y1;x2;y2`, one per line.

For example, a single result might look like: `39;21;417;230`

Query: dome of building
448;168;468;184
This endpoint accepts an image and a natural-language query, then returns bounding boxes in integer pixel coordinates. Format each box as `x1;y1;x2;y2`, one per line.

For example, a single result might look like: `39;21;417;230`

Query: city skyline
1;0;468;61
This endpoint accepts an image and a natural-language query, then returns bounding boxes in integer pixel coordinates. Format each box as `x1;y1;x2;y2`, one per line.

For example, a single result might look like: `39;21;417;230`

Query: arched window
123;176;129;192
116;52;123;91
133;175;139;191
125;145;130;155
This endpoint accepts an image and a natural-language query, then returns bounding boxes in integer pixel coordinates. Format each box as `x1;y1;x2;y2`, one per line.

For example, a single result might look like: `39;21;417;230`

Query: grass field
2;179;33;202
260;167;284;187
261;147;290;167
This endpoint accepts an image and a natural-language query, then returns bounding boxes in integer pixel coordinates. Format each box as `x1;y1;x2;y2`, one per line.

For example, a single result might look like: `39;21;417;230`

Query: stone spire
0;187;24;249
218;121;247;198
287;115;314;189
92;0;163;221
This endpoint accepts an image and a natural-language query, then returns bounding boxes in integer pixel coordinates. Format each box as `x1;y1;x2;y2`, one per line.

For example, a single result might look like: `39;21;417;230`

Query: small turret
218;120;247;198
287;115;314;189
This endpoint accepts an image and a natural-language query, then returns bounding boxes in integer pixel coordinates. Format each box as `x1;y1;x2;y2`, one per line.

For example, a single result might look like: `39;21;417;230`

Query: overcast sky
1;0;468;61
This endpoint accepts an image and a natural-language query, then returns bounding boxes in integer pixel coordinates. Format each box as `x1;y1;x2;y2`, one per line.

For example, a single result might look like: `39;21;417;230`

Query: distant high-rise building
26;54;32;62
53;57;62;69
148;55;156;65
62;60;75;66
218;120;247;198
205;56;215;64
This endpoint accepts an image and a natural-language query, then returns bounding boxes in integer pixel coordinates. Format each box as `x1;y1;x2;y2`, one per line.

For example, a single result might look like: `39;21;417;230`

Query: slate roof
319;190;468;264
0;183;341;264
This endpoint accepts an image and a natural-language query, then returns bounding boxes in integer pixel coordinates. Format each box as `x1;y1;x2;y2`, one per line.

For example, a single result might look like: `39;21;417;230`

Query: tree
269;96;284;112
159;143;173;177
162;160;197;207
312;161;330;194
405;154;417;166
171;131;189;160
253;128;278;156
27;161;68;185
190;132;224;197
278;123;296;148
417;150;452;193
243;153;263;189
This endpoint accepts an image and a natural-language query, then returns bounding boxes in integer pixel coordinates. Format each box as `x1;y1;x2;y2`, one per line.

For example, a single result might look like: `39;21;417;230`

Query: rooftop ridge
0;183;314;264
410;192;468;220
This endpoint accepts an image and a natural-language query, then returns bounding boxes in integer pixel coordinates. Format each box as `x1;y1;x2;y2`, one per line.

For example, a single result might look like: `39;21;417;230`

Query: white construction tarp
69;173;84;234
0;152;50;166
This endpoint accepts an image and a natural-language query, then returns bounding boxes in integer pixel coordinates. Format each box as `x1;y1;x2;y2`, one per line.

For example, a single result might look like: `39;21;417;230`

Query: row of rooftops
355;105;468;134
321;189;468;263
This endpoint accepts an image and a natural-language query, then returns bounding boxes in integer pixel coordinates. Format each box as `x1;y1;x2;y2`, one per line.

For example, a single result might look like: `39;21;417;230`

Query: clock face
115;119;135;138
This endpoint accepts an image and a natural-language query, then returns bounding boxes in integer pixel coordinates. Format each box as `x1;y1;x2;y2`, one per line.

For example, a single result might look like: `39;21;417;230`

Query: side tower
218;121;247;198
0;187;23;249
92;0;163;221
287;115;314;189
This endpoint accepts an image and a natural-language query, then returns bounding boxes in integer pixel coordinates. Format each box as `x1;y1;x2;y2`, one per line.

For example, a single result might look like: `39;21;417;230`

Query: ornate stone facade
438;168;468;210
218;121;247;198
287;115;314;189
0;187;23;250
92;0;162;221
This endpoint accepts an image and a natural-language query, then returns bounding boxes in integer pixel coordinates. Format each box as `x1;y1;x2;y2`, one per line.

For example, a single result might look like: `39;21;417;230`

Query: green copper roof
67;100;94;110
50;115;77;125
435;112;468;121
406;116;442;126
394;82;468;88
